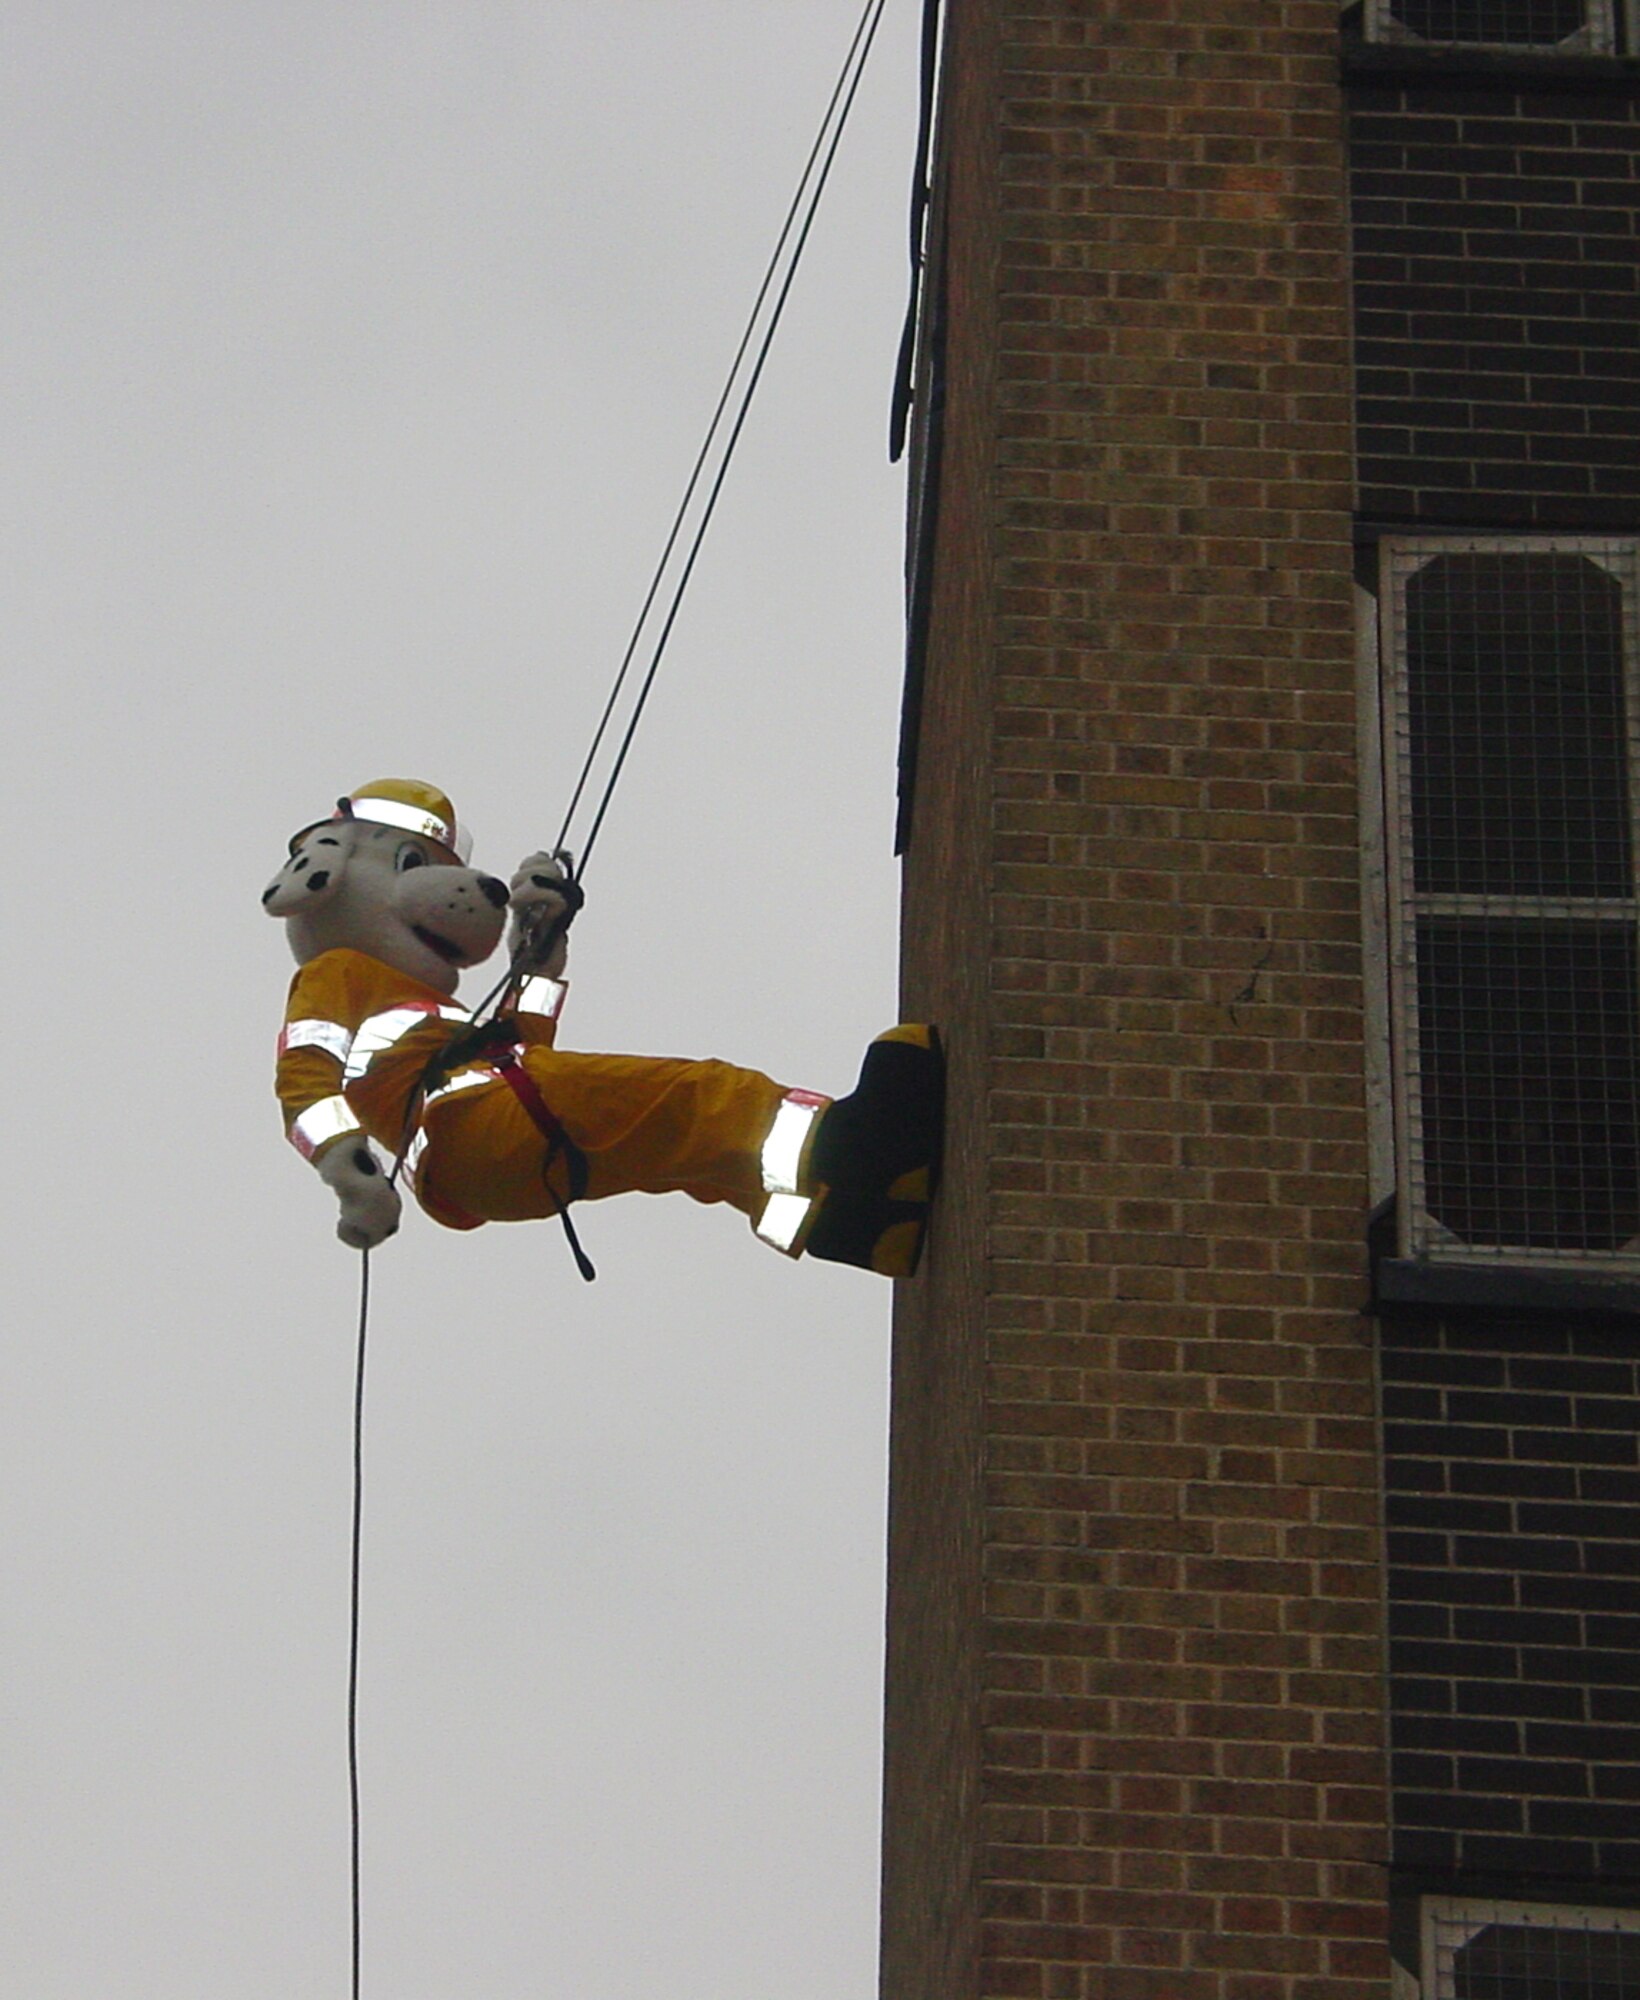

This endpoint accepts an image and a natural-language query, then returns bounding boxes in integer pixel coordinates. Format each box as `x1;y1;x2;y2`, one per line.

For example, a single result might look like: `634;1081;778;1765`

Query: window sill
1342;44;1640;93
1375;1255;1640;1315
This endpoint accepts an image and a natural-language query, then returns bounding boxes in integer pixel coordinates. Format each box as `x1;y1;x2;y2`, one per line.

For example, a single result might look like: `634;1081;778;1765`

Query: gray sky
2;6;917;1994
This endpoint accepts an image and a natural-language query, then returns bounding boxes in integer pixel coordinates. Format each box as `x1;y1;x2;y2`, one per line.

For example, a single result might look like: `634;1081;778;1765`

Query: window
1380;536;1640;1273
1424;1899;1640;1998
1363;0;1617;51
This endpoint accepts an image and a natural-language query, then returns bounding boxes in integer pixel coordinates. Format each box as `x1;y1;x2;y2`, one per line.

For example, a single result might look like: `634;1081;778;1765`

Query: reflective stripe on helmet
344;1003;468;1085
278;1018;354;1064
760;1089;829;1196
289;1094;362;1160
289;779;471;863
756;1192;814;1256
514;974;566;1020
346;793;472;864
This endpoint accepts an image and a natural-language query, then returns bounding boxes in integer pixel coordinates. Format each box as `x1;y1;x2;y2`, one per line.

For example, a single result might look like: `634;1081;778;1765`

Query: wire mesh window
1425;1899;1640;1998
1383;538;1640;1270
1364;0;1615;48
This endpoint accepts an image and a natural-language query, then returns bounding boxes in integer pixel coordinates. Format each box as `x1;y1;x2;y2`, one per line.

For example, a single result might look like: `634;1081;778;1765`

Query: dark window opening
1415;917;1640;1251
1363;0;1617;50
1406;553;1631;902
1390;0;1597;40
1443;1917;1640;1998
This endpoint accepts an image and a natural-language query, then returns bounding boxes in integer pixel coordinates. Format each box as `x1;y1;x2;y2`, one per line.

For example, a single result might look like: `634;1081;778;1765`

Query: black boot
804;1025;944;1277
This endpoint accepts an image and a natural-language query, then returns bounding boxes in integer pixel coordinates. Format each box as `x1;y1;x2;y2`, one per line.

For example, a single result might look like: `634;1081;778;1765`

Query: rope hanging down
349;1250;369;2000
344;5;887;1991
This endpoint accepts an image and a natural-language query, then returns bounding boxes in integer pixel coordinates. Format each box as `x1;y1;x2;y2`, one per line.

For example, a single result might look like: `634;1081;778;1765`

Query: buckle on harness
419;1016;523;1092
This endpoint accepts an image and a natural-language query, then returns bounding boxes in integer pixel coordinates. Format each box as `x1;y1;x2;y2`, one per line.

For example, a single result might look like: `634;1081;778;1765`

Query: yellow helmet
290;778;472;864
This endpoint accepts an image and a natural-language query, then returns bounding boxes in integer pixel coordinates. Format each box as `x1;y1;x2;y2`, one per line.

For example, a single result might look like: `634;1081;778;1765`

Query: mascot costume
265;780;942;1277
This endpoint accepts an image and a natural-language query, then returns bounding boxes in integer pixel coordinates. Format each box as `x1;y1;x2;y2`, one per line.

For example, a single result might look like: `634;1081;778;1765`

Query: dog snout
478;874;509;909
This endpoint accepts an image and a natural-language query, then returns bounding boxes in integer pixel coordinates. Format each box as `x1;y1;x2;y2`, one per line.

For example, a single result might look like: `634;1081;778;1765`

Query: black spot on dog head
480;875;509;908
293;856;308;873
317;836;340;847
307;870;330;892
261;883;277;905
353;1147;378;1175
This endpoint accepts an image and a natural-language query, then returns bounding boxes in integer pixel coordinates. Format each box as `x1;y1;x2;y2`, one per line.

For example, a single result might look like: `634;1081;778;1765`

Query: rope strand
349;1247;369;2000
340;7;888;1987
552;0;876;858
562;0;888;877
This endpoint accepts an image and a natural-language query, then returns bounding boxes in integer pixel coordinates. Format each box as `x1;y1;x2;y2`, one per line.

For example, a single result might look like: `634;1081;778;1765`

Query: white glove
317;1139;402;1250
508;849;578;978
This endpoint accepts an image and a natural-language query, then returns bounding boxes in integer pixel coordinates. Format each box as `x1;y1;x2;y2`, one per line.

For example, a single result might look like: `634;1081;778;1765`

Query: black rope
459;863;582;1033
889;0;943;464
340;9;889;1985
561;0;889;878
349;1246;369;2000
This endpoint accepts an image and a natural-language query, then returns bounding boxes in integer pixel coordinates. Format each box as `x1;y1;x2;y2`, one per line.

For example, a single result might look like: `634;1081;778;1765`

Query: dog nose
478;874;509;909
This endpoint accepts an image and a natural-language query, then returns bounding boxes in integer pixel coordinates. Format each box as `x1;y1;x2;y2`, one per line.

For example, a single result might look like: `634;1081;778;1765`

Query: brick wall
885;4;1390;1996
1383;1312;1640;1888
1349;77;1640;529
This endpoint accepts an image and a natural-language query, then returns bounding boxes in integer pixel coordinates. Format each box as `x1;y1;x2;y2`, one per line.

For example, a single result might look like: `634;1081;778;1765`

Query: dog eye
395;843;428;873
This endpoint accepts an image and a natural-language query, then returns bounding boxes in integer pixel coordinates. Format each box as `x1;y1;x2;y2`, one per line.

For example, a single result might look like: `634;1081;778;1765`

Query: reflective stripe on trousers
754;1088;828;1255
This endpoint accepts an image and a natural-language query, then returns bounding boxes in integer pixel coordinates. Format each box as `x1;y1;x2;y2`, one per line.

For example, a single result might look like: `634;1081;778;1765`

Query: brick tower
883;5;1388;1995
882;2;1640;1996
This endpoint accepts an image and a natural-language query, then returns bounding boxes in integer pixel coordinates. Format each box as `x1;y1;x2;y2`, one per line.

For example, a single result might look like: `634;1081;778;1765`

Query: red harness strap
408;1016;596;1280
494;1052;571;1165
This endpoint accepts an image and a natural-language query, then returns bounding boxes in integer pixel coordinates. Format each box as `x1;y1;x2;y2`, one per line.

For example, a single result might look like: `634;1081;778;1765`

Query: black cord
349;1247;369;2000
889;0;943;463
458;863;581;1034
339;14;887;1986
551;11;871;859
562;0;889;877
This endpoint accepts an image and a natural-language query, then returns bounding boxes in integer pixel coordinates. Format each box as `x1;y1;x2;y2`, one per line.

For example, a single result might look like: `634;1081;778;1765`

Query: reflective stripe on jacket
275;947;562;1164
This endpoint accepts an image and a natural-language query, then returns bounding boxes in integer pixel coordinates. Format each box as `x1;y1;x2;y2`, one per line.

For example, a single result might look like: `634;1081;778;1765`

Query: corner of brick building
884;5;1391;1997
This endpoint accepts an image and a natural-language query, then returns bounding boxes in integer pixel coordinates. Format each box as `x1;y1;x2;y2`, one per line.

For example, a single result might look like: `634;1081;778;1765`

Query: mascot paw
508;849;581;976
317;1141;402;1250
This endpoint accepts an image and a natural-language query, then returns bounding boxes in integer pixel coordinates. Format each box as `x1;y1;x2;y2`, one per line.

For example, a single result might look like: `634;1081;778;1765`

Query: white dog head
262;807;509;996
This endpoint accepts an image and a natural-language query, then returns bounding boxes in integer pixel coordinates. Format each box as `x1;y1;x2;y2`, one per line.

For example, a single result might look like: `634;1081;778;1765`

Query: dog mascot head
264;780;575;1251
262;779;509;995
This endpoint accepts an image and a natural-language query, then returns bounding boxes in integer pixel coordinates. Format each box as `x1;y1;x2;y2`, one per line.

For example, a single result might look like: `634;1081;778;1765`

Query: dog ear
260;824;354;916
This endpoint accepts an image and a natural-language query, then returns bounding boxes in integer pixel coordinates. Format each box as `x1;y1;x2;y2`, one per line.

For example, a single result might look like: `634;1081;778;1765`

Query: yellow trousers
416;1049;788;1228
